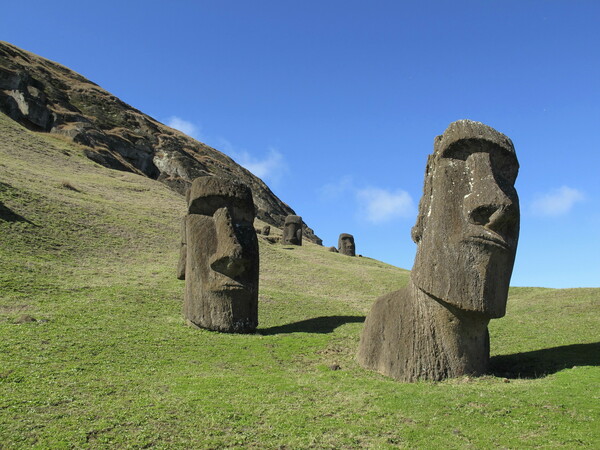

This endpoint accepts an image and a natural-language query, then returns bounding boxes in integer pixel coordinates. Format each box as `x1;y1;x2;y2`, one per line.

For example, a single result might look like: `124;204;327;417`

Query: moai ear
411;154;435;244
177;216;187;280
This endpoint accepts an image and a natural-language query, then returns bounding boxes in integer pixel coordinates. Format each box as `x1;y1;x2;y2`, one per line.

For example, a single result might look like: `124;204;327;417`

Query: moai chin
179;176;259;333
357;120;520;381
282;215;303;245
338;233;356;256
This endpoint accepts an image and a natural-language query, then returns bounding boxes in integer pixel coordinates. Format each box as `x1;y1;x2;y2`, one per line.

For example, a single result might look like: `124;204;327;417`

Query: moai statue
179;176;259;333
358;120;519;381
282;215;302;245
338;233;356;256
262;225;271;236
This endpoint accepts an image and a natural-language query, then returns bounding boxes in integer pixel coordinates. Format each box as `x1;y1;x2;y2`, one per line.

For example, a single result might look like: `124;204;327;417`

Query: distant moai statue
262;225;271;236
338;233;356;256
358;120;520;381
282;215;302;245
178;176;259;333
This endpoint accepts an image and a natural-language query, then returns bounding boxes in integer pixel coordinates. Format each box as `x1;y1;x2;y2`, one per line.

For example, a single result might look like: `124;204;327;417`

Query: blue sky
3;1;599;288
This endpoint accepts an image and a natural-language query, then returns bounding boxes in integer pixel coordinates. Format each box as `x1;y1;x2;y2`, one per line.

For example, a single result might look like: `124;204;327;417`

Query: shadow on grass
490;342;600;379
259;315;365;335
0;201;37;225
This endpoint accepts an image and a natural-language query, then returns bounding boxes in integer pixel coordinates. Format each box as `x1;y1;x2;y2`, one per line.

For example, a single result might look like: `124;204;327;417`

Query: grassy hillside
1;111;599;448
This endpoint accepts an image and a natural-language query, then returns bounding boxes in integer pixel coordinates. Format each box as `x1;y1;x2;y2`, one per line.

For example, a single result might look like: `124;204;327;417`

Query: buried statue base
357;280;491;381
358;120;519;381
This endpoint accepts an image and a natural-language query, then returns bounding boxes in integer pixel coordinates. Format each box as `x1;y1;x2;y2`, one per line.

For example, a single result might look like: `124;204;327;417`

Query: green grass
1;111;599;448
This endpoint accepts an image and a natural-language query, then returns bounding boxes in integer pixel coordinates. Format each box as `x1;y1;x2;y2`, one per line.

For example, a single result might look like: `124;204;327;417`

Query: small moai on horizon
282;215;302;245
338;233;356;256
357;120;520;381
178;176;259;333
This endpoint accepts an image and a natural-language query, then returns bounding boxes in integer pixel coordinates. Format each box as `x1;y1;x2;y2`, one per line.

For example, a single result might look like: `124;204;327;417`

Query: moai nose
469;203;518;237
210;207;247;278
464;152;519;237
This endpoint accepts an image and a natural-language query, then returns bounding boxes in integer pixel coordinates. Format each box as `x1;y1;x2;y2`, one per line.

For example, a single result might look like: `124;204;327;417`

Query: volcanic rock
0;41;321;243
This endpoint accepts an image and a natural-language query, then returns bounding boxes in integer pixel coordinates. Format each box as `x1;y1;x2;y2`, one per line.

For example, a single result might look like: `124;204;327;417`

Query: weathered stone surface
357;283;491;381
176;218;186;280
261;225;270;236
328;246;338;253
358;120;519;381
0;41;322;244
181;177;259;333
282;215;302;246
338;233;355;256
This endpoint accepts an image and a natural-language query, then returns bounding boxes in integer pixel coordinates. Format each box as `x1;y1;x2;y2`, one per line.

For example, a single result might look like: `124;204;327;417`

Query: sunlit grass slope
1;112;599;448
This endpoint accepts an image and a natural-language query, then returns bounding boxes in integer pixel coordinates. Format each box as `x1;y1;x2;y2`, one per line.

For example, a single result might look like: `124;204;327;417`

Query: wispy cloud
215;137;235;154
165;116;201;139
318;177;415;224
237;148;288;183
163;122;287;184
318;175;354;201
356;187;414;224
531;186;584;217
216;138;288;184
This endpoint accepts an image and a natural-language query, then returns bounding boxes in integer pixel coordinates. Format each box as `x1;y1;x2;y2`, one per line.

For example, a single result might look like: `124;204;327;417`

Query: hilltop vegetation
1;112;599;447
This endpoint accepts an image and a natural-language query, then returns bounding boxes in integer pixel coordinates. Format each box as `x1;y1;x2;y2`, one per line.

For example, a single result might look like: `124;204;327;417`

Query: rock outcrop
0;41;321;243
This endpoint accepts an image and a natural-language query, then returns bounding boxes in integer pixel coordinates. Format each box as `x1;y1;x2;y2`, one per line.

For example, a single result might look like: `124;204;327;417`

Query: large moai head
338;233;356;256
282;215;303;245
411;120;520;318
183;176;259;333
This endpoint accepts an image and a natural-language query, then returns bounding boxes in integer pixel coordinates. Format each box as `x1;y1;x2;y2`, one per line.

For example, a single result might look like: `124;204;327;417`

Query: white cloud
318;175;354;200
215;137;235;154
215;138;288;185
236;147;288;183
531;186;584;217
165;116;201;139
356;187;414;224
163;125;286;184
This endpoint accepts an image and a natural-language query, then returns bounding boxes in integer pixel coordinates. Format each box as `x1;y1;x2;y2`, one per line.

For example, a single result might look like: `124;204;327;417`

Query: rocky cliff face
0;41;321;244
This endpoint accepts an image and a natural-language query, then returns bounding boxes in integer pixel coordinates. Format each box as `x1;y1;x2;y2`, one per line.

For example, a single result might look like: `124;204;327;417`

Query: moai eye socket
442;139;519;187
